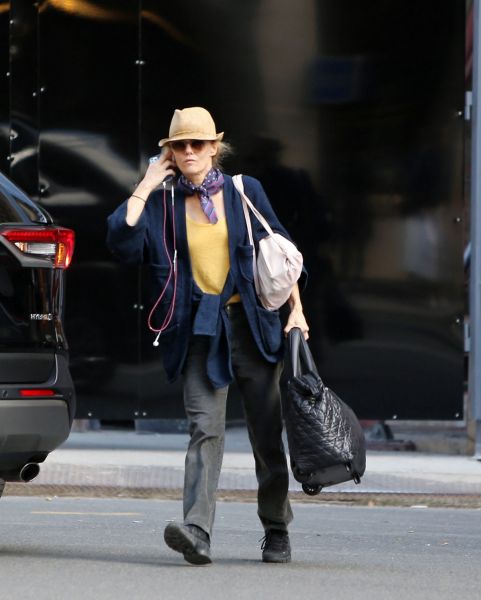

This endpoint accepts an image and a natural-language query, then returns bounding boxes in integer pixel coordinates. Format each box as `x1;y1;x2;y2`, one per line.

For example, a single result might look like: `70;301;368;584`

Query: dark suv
0;171;76;498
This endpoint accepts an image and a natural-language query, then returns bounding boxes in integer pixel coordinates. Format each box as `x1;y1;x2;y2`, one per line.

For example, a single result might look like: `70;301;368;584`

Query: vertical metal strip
470;0;481;458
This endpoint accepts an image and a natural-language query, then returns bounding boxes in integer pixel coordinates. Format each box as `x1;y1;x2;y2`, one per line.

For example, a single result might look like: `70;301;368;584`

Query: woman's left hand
284;308;309;340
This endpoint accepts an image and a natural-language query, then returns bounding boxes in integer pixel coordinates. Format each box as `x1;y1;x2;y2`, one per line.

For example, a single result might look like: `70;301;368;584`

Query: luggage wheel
302;483;322;496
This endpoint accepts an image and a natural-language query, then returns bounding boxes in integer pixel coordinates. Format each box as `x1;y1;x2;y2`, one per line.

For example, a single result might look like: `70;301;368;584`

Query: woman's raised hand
141;150;176;192
125;150;175;226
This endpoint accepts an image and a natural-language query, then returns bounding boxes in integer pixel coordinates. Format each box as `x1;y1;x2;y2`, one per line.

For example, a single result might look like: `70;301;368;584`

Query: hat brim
158;131;224;147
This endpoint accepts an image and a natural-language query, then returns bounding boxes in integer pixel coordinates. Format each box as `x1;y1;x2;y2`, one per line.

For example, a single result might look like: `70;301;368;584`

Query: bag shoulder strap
232;174;255;248
232;174;276;238
232;174;261;296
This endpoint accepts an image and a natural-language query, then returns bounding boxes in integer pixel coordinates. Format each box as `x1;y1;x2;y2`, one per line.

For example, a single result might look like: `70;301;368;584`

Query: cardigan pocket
158;323;181;367
237;245;254;283
148;263;180;330
150;263;175;304
256;305;282;354
157;323;180;343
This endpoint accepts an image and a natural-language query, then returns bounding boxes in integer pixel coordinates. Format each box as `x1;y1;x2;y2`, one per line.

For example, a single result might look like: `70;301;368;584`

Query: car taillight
19;389;56;397
1;227;75;268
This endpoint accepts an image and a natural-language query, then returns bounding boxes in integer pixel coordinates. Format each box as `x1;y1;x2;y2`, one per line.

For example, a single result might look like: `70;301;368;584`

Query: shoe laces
260;529;288;551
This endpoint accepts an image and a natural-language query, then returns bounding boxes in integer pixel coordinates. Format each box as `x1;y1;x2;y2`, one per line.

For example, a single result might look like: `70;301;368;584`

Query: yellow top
186;215;241;304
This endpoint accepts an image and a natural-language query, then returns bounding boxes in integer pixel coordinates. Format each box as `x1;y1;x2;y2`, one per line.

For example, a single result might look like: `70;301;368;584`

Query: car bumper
0;353;75;481
0;398;71;481
0;398;71;453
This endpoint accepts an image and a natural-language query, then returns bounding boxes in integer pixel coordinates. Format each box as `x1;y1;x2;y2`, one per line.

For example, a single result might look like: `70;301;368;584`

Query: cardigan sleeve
106;199;149;264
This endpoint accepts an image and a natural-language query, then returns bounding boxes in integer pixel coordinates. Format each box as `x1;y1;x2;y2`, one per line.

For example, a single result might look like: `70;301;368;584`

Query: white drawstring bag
233;174;303;311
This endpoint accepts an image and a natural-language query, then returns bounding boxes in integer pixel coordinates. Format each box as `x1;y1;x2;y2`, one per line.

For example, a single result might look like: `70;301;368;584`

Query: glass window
0;192;21;224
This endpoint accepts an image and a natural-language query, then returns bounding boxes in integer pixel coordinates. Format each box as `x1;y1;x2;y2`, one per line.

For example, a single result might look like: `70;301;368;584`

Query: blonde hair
212;141;233;169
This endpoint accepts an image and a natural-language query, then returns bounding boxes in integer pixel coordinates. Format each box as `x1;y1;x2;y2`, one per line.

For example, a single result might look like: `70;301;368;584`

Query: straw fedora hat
158;107;224;147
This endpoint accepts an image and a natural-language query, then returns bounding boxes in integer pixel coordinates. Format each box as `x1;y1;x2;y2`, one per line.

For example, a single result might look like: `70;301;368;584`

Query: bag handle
288;327;319;379
232;174;262;296
232;174;280;240
233;174;255;248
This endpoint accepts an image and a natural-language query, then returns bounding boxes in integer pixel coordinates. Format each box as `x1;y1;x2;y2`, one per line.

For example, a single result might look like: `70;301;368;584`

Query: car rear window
0;193;22;223
0;172;50;224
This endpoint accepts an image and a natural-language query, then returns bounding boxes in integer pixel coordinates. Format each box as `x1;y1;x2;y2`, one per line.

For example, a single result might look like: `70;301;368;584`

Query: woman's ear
209;142;218;157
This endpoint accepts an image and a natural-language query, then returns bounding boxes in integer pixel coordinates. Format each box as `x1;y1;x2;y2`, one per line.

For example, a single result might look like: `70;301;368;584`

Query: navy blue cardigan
106;174;304;388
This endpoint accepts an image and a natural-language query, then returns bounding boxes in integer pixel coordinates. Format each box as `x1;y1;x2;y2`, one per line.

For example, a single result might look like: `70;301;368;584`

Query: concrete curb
4;485;481;509
4;429;481;498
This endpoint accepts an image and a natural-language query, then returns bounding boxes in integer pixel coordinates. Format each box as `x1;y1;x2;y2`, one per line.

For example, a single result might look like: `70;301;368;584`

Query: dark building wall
0;1;465;420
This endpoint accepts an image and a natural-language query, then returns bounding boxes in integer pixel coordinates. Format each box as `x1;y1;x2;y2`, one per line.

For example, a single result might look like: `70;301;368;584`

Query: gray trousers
182;303;293;536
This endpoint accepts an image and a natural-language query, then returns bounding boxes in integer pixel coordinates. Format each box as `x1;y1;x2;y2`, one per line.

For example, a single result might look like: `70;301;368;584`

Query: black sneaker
164;523;212;565
261;529;291;563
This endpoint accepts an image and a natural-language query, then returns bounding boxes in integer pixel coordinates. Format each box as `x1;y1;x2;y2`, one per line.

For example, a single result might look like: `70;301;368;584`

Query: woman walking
107;107;309;565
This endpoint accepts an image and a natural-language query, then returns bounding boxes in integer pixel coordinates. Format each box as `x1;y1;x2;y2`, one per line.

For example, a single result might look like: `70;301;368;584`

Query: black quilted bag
284;328;366;495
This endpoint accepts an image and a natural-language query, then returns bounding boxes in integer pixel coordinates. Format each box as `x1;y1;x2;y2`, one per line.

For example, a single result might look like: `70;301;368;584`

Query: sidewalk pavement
19;427;481;496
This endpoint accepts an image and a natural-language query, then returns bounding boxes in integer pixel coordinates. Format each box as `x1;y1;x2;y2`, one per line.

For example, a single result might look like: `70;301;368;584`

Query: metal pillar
469;0;481;459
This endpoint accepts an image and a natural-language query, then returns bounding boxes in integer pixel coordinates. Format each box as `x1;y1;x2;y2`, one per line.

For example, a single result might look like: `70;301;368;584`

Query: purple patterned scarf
177;168;224;224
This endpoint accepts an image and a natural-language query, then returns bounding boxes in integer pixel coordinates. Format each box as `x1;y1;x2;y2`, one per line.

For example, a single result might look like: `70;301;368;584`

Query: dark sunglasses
170;139;207;152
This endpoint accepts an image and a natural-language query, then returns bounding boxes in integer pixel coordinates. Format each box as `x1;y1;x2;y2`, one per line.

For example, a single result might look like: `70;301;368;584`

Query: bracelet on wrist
131;193;147;203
